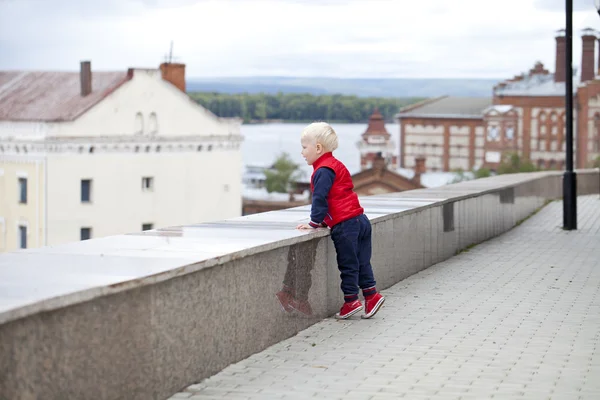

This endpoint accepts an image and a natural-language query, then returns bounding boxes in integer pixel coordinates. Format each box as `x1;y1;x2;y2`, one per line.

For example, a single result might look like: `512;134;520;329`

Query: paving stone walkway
170;195;600;400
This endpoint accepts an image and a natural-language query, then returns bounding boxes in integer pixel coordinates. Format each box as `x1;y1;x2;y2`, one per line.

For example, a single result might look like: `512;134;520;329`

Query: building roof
395;96;492;120
0;71;130;122
493;72;580;97
362;108;390;139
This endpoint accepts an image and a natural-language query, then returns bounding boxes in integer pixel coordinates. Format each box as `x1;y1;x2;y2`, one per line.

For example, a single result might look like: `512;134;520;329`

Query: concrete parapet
1;169;598;400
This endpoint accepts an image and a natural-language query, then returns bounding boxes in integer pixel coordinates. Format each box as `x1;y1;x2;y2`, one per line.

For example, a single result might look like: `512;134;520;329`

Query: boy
296;122;385;319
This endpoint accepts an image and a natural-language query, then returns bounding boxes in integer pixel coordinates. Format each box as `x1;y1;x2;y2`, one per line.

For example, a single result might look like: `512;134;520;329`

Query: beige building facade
0;159;45;251
0;62;243;252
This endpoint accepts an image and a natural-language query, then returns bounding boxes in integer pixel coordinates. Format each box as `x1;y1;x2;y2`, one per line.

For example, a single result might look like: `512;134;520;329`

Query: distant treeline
188;92;425;123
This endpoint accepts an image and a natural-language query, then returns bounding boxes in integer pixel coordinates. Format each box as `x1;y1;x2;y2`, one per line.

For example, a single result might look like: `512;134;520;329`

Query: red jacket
311;152;364;228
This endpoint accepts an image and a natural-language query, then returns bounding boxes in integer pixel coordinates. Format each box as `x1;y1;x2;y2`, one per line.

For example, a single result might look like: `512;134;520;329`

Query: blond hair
301;122;339;152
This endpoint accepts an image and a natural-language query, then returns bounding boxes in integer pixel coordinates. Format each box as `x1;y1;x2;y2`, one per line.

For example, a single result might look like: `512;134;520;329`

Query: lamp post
596;1;600;201
563;0;577;230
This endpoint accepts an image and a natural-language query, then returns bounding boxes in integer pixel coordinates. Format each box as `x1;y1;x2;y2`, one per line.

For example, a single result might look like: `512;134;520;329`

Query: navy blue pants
330;214;376;296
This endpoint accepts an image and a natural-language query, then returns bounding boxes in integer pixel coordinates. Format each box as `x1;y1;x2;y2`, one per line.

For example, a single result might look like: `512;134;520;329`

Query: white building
0;61;243;252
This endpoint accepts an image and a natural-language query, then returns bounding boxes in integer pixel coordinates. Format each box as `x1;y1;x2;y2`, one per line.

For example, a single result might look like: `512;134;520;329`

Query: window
80;227;92;241
537;112;547;144
18;177;27;204
135;112;144;134
19;225;27;249
487;126;499;141
149;112;158;135
505;126;514;140
368;136;386;144
81;179;92;203
142;223;153;231
142;177;154;191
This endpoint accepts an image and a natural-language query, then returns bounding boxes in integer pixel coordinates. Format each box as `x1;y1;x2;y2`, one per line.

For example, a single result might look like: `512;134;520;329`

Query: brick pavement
170;195;600;400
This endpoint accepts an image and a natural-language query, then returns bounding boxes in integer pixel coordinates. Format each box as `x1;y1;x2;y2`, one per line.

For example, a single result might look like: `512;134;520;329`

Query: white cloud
0;0;598;78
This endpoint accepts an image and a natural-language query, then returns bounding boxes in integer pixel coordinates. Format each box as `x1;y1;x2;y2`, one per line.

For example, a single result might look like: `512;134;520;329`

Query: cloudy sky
0;0;599;79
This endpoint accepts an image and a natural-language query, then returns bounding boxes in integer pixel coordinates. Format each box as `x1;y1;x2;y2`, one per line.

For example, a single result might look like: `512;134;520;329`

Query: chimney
555;30;566;83
160;62;186;92
80;61;92;96
413;156;426;186
581;28;597;83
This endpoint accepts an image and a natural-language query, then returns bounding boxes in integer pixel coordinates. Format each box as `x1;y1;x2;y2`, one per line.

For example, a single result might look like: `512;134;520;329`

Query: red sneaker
362;293;385;319
275;290;294;313
335;300;363;319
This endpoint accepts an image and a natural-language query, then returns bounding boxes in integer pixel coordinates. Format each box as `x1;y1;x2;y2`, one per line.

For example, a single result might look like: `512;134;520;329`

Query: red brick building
397;29;600;172
396;96;491;172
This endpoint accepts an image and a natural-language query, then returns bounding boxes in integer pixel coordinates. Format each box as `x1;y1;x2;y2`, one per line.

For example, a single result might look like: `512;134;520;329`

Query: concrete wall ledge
1;169;598;400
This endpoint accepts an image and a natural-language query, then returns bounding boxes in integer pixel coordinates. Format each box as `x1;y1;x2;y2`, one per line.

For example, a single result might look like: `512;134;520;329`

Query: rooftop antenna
163;41;179;64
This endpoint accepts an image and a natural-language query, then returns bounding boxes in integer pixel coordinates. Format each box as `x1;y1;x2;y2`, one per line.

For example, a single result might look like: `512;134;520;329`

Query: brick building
397;29;600;172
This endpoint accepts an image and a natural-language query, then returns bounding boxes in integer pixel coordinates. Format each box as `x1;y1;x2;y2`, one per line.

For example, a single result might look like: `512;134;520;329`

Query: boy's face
301;137;323;165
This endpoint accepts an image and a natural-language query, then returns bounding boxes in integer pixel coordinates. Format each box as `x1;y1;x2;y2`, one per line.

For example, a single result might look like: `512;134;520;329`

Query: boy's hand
296;224;314;230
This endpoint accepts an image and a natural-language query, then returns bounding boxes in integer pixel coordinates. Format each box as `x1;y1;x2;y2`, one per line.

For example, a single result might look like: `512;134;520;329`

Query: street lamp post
563;0;577;230
596;2;600;201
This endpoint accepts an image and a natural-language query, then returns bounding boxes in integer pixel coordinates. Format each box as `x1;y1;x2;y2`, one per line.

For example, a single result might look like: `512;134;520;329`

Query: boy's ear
316;143;323;152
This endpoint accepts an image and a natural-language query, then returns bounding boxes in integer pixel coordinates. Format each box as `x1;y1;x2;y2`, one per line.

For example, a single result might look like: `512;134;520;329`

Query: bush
496;152;537;175
264;152;305;193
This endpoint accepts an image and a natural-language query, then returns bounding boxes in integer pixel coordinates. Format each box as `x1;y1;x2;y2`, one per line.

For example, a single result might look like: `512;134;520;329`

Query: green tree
451;166;492;183
264;153;305;193
255;100;267;121
496;152;537;175
592;155;600;168
474;167;492;179
451;168;470;183
187;91;425;123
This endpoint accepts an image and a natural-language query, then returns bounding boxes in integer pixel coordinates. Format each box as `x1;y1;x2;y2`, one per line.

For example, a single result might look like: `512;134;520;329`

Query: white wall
0;121;51;140
52;69;240;138
46;148;242;246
